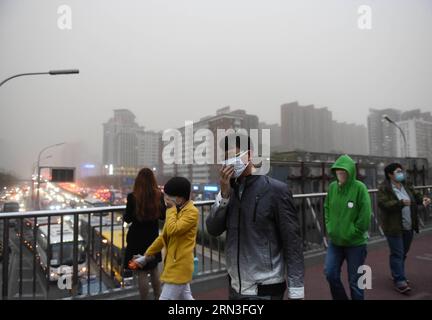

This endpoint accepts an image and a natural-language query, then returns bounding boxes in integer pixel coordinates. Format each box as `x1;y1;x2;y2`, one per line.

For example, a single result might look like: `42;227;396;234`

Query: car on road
2;201;20;213
1;201;20;228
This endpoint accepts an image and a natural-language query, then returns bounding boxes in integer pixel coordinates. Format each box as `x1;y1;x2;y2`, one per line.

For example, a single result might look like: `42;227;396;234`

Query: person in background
124;168;166;300
324;154;372;300
378;163;431;294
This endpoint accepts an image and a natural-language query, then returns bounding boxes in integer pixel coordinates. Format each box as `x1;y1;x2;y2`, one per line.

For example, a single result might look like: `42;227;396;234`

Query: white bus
36;224;87;282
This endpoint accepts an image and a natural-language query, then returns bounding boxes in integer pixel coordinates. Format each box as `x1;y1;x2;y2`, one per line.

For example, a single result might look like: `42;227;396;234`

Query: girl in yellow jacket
140;177;199;300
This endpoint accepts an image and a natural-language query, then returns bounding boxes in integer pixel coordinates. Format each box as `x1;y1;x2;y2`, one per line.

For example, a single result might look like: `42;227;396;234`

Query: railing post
19;218;23;298
201;206;205;274
46;217;51;298
87;213;91;295
306;198;327;248
110;211;114;282
71;212;79;297
99;213;103;293
121;217;125;288
32;217;37;298
2;219;10;300
60;216;64;266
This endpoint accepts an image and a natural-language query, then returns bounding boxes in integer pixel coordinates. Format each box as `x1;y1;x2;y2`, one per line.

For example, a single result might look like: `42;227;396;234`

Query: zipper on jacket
252;195;260;222
237;205;242;294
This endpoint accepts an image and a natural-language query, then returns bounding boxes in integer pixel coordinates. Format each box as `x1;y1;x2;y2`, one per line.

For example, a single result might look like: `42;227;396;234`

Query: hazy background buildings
368;108;432;164
1;0;431;181
98;102;431;187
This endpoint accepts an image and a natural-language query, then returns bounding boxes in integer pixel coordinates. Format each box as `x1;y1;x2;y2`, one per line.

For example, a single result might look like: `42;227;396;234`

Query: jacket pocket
341;224;361;244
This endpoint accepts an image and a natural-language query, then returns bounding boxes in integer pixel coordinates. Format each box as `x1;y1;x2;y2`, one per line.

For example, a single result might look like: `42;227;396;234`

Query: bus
92;224;130;286
78;213;132;286
16;215;74;250
36;224;87;282
78;214;122;247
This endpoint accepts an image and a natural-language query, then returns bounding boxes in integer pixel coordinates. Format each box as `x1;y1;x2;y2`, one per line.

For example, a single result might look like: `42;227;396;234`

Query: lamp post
383;115;408;158
0;69;79;88
31;155;52;209
35;143;65;210
1;69;77;209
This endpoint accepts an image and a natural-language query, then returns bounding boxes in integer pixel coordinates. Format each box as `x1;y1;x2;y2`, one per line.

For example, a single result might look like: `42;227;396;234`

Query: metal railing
293;186;432;252
1;186;431;300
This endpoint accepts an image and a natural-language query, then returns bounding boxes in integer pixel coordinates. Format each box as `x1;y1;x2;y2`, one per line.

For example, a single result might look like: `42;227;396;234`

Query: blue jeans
324;242;368;300
386;230;414;287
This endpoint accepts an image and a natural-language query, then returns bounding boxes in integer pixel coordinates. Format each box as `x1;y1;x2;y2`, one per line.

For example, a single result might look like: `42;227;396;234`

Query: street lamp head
383;115;393;123
0;69;79;88
49;69;79;75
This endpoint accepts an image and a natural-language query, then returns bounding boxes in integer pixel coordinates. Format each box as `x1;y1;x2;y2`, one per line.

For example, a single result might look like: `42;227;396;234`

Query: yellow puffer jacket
145;200;199;284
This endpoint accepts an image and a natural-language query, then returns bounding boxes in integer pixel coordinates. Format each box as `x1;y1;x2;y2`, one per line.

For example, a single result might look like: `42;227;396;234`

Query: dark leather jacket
206;175;304;298
377;180;424;236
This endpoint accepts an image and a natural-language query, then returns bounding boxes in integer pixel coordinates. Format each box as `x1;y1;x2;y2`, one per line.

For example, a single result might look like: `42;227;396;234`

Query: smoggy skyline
1;0;431;177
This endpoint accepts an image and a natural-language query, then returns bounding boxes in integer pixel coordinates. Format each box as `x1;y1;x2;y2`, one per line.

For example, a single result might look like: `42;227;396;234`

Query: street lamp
1;69;77;210
32;155;52;173
35;143;65;210
383;115;408;158
0;69;79;87
31;155;52;208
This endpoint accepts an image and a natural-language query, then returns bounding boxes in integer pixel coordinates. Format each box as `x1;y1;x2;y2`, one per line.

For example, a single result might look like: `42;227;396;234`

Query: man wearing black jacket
206;133;304;300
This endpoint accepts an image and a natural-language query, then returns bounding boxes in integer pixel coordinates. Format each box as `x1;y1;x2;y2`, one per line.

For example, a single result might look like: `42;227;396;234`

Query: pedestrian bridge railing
0;186;430;300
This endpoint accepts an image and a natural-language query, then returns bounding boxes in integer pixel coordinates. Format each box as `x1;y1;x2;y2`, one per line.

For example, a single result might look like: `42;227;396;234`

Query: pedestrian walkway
193;229;432;300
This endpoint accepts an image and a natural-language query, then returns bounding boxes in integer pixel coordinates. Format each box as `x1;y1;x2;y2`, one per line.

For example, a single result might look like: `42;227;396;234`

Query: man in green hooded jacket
324;154;372;300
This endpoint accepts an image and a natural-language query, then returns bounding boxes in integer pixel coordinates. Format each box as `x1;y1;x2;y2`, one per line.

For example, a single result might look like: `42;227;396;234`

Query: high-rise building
259;122;281;152
368;108;432;163
281;102;333;153
138;130;161;170
367;108;401;156
103;109;143;175
395;117;432;164
401;109;432;122
280;102;369;155
332;122;368;155
162;106;259;187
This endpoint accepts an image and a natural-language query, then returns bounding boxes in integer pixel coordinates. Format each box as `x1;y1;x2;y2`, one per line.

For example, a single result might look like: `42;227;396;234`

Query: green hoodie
324;155;372;246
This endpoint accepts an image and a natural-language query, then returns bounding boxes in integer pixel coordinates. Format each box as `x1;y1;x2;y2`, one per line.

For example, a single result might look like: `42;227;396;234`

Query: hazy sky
1;0;431;178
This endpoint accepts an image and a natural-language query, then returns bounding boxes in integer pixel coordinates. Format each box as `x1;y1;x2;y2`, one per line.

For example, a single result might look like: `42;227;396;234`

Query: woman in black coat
124;168;166;299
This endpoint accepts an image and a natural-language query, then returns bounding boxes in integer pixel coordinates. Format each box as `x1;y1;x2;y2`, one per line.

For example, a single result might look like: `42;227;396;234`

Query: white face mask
223;150;249;178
